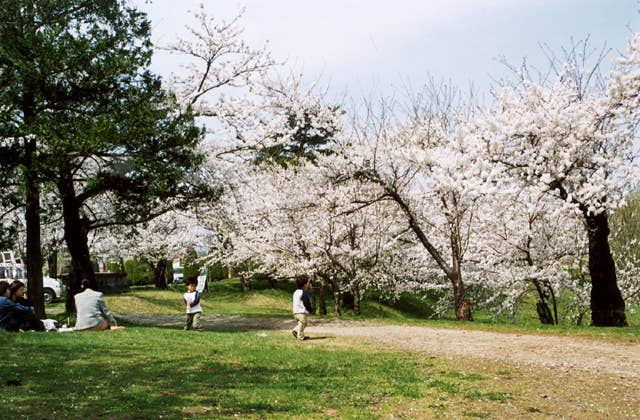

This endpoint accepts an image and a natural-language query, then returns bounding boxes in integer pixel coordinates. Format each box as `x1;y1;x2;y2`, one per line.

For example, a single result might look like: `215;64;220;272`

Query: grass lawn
0;326;490;418
105;280;294;318
7;278;634;418
2;325;637;419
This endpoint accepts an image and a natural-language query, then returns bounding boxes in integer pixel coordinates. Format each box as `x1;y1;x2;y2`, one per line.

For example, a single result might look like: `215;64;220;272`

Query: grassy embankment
102;278;640;341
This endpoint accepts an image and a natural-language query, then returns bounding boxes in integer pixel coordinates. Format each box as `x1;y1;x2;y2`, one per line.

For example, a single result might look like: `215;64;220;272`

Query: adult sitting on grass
0;280;45;332
74;279;124;332
10;280;34;307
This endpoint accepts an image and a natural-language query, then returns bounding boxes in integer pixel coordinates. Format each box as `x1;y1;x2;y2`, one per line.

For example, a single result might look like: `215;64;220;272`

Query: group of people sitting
0;278;123;333
0;280;46;332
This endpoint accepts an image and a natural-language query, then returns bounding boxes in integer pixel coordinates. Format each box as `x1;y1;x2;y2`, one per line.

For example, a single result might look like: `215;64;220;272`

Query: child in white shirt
183;277;203;331
292;277;314;340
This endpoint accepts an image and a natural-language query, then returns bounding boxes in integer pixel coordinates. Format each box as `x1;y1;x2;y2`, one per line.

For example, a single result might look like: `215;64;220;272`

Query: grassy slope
91;278;640;342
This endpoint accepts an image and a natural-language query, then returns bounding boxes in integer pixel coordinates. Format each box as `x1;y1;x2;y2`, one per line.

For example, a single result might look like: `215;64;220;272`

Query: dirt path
116;313;640;379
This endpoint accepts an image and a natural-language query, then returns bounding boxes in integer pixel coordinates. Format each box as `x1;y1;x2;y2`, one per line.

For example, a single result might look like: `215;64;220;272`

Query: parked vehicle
41;276;65;304
0;250;66;304
173;268;184;284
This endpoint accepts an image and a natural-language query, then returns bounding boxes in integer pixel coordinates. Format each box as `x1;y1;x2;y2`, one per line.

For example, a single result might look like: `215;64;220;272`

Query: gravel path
116;313;640;379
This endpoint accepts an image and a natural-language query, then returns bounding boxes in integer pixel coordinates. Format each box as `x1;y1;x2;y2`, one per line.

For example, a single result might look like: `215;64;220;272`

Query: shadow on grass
115;313;296;332
3;344;300;417
304;335;334;341
1;327;428;418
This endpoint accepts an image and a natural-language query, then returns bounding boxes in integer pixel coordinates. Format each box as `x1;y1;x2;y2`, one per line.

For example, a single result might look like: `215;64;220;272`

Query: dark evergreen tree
0;0;214;313
254;106;341;167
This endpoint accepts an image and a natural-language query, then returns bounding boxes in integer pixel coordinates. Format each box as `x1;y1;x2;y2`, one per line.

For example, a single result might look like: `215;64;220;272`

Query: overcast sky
134;0;640;100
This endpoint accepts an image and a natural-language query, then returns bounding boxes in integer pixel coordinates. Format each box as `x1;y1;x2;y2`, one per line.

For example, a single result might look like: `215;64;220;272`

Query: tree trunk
450;270;472;321
240;273;251;292
47;247;58;278
153;259;168;289
317;274;328;316
532;280;555;325
329;276;341;316
585;212;628;326
380;185;473;321
352;282;361;316
58;172;95;313
25;138;45;319
311;284;317;313
22;85;45;318
342;291;355;310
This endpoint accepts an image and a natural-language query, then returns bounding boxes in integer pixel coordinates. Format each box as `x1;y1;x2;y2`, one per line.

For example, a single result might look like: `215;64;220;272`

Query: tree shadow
115;313;297;332
302;335;333;341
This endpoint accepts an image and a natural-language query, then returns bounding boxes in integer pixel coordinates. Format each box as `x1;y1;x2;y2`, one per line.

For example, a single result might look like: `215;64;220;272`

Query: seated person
74;279;123;331
10;280;33;307
0;280;44;332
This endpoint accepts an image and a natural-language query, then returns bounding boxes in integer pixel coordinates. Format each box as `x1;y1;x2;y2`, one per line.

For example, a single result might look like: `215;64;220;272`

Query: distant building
0;250;24;281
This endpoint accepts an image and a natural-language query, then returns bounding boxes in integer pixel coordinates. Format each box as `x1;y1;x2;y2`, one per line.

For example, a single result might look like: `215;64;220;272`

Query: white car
42;276;65;304
6;277;65;304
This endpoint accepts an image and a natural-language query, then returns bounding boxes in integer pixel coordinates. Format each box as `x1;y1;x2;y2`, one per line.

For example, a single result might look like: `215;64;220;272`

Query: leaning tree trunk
379;185;474;321
58;173;95;313
585;212;627;326
532;279;556;325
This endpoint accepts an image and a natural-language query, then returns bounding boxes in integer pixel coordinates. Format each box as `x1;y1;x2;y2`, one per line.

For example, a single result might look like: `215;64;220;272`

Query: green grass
46;278;640;343
2;326;636;419
0;327;515;419
5;279;639;418
109;279;293;317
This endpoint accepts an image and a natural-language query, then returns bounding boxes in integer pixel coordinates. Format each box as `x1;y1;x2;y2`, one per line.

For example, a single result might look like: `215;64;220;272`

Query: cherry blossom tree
471;186;588;324
201;154;426;315
609;192;640;309
162;4;274;115
324;87;488;321
193;70;346;288
95;211;212;289
164;6;640;326
74;4;275;294
471;38;640;326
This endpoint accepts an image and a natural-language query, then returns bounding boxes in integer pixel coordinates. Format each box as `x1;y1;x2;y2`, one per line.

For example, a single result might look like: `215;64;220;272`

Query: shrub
124;258;154;285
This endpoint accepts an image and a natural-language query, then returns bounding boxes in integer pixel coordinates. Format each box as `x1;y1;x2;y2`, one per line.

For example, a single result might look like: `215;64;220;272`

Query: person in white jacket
292;277;314;341
74;279;122;331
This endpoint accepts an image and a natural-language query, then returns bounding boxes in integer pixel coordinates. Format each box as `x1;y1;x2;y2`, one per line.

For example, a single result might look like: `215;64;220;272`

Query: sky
133;0;640;100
